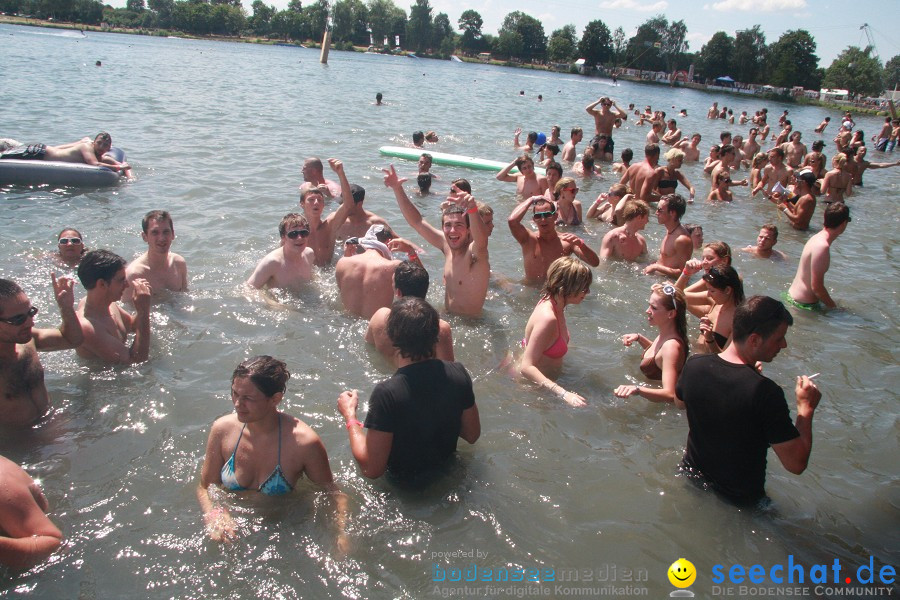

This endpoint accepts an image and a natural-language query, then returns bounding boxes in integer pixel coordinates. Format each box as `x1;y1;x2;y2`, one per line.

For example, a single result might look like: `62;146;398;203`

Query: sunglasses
58;237;83;245
286;229;310;239
564;187;579;193
0;306;38;326
532;210;556;221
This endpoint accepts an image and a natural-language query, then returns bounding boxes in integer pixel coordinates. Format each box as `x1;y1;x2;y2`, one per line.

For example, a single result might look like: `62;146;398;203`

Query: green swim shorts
781;290;821;312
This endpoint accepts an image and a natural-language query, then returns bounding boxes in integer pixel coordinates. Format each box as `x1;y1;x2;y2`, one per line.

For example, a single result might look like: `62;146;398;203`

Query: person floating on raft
1;132;133;180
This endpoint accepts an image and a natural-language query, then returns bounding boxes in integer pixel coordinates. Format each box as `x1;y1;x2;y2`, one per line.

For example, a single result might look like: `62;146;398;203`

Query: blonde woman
553;177;583;226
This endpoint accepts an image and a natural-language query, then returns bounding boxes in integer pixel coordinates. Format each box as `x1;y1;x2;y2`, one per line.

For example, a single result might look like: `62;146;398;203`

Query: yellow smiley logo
668;558;696;588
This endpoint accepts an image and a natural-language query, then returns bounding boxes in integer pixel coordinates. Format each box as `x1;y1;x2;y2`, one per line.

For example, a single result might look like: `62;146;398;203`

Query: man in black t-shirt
338;297;480;478
675;296;822;505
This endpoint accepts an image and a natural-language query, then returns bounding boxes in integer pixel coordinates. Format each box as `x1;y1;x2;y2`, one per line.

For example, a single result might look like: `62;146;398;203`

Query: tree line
3;0;897;96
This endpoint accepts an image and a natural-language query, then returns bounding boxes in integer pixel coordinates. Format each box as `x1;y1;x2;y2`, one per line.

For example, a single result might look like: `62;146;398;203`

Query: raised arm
32;273;83;351
496;158;520;183
585;98;603;116
383;164;445;250
507;196;535;245
324;158;355;234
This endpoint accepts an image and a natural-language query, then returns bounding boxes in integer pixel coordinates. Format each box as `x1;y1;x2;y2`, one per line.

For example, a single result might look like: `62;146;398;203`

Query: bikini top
220;414;294;496
658;178;678;190
523;298;569;359
639;352;663;380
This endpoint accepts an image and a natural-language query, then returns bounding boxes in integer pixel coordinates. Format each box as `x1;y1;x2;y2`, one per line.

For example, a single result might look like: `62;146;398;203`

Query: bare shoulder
171;252;187;267
126;254;151;278
287;415;324;447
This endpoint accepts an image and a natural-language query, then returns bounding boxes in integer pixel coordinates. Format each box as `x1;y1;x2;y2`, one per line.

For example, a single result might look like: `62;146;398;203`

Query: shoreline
1;15;891;117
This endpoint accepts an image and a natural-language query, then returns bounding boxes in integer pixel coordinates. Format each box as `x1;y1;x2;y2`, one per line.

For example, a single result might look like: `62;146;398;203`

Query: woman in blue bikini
197;356;345;543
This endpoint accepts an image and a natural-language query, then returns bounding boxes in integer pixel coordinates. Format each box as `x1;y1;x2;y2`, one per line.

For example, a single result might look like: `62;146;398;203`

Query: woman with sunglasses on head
553;177;583;226
614;283;689;403
677;265;745;354
246;213;315;294
55;228;87;268
520;256;593;407
197;356;347;546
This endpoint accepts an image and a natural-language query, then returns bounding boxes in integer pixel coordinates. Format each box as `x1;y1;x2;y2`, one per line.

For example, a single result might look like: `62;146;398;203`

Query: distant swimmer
814;117;830;133
76;250;152;364
787;202;850;310
124;210;188;303
247;213;315;294
54;227;87;268
0;275;83;427
0;132;130;177
585;96;626;155
375;92;383;105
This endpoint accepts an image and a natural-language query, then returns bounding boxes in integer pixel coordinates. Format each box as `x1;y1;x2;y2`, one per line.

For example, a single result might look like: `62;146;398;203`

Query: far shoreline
1;15;891;117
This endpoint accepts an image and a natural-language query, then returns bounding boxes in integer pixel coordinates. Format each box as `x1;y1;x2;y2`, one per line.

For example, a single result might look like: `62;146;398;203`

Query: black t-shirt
365;359;475;475
676;354;800;503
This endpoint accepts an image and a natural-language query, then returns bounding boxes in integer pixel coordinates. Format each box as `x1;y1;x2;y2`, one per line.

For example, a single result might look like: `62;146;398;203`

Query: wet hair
751;153;768;169
553;177;576;200
350;184;366;204
94;132;112;147
78;249;126;290
388;297;439;361
704;241;732;266
545;162;563;178
609;183;630;198
417;173;433;193
570;127;582;138
476;201;493;219
621;148;633;162
58;227;83;241
622;198;649;221
833;154;847;168
142;210;173;233
720;132;732;142
412;131;425;145
581;155;595;171
651;283;689;354
661;193;686;219
644;143;660;158
515;154;535;169
527;131;538;144
541;256;592;300
719;144;735;157
824;117;830;122
544;144;560;157
811;140;825;151
232;355;290;397
664;148;684;163
394;261;429;298
300;184;328;202
761;223;778;240
770;147;785;159
279;213;309;236
376;92;382;102
451;178;471;194
732;295;793;343
703;265;745;305
0;278;24;303
823;202;850;229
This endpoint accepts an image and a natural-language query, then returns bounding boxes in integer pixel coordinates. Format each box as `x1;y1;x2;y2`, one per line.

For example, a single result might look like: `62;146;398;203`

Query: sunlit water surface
0;24;897;599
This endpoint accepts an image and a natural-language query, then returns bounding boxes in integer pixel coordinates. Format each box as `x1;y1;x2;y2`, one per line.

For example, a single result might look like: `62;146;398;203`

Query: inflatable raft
379;146;544;175
0;147;127;187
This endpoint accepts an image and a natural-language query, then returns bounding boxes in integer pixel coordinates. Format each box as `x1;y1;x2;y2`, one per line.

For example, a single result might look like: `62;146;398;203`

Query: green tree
547;24;577;63
882;55;900;90
302;0;328;39
697;31;733;80
495;29;523;60
623;17;664;71
405;0;432;53
367;0;405;47
767;29;819;89
733;25;766;84
823;46;884;97
498;11;545;62
332;0;368;45
660;18;688;72
126;0;145;12
578;19;612;67
249;0;274;35
431;12;453;55
457;9;482;55
611;26;626;66
148;0;175;27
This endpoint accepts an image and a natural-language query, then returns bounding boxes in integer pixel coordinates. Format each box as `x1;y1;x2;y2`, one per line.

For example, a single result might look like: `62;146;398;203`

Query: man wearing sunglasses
247;213;316;293
124;210;188;304
508;196;599;284
0;275;83;426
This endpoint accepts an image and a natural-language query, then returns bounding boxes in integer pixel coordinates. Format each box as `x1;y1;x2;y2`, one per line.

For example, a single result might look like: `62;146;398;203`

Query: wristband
346;419;363;430
407;253;418;261
466;206;478;215
782;207;789;214
682;268;690;276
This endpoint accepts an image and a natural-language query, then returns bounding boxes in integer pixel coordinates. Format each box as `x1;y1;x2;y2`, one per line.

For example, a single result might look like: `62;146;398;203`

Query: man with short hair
0;455;63;568
780;131;807;169
247;213;316;293
788;202;850;310
300;158;354;266
676;134;701;162
741;128;761;167
336;184;390;240
752;147;792;197
418;153;433;174
337;297;480;479
741;224;786;260
365;261;454;364
0;275;83;426
661;119;682;146
0;132;130;176
585;96;626;157
124;210;188;303
772;170;816;231
335;224;421;319
508;196;599;283
561;127;583;162
599;199;649;261
643;193;693;278
384;165;490;316
299;157;342;199
412;131;425;148
620;143;660;203
675;295;821;506
76;249;152;364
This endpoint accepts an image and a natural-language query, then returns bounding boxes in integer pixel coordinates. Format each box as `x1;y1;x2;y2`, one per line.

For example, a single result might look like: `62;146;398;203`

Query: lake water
1;24;898;599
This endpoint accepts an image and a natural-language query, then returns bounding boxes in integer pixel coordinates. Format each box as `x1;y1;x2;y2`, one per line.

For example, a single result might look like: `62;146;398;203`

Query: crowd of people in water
2;91;900;568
